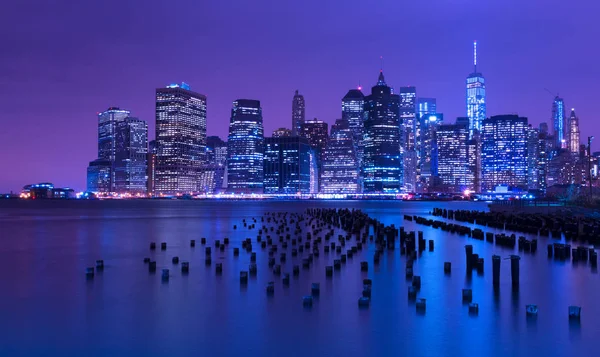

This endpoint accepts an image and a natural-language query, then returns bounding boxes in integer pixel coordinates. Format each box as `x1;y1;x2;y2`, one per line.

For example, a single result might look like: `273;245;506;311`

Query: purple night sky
0;0;598;192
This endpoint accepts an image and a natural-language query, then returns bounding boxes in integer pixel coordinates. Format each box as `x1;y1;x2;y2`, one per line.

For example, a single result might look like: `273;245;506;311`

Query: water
0;200;596;356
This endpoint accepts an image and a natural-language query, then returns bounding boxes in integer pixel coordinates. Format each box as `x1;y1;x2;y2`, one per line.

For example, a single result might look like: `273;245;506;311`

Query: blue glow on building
227;99;264;193
362;71;402;193
552;96;566;149
466;41;486;139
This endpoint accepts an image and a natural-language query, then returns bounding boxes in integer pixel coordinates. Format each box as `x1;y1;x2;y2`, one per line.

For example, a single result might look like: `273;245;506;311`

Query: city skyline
1;0;598;192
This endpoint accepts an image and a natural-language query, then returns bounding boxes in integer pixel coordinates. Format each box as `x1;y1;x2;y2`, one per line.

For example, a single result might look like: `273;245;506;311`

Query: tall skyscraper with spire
552;96;566;149
362;71;402;193
292;90;305;136
567;108;580;154
466;41;486;139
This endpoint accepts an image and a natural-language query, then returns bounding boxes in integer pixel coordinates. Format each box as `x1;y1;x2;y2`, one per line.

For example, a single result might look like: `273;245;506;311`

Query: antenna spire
473;41;477;73
380;56;384;72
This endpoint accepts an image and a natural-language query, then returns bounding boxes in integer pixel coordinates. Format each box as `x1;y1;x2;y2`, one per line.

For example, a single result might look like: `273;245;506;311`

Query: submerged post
492;255;501;287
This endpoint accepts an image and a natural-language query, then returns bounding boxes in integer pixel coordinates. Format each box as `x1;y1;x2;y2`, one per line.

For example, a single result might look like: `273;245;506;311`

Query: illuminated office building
467;134;481;192
147;140;157;194
98;107;131;162
320;119;359;193
198;165;225;194
155;82;207;194
567;108;580;155
292;90;305;136
436;123;468;191
417;98;437;120
227;99;264;193
481;115;528;191
86;159;112;193
362;71;402;193
552;96;566;149
537;131;550;192
300;118;328;188
400;86;417;190
114;117;148;194
526;126;540;190
419;113;443;184
342;88;365;168
206;136;227;166
466;41;486;139
263;136;311;194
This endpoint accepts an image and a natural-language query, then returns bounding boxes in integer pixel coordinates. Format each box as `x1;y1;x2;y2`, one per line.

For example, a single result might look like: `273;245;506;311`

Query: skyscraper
466;41;486;139
292;90;306;136
467;133;482;192
206;136;227;166
227;99;264;193
417;98;437;120
155;82;207;194
363;71;402;193
436;123;468;192
320;119;359;194
400;87;418;190
419;113;443;186
86;159;112;193
263;136;311;194
147;140;157;194
300;118;329;155
567;108;580;154
481;115;528;191
342;88;365;168
98;107;131;162
552;96;566;149
113;117;148;194
526;125;540;190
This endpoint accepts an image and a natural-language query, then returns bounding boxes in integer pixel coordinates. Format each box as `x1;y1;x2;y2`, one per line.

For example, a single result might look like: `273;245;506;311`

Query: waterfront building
292;90;305;136
21;183;75;200
481;115;528;191
206;136;228;166
467;133;481;192
552;96;566;149
300;118;328;188
436;123;468;192
537;131;550;192
466;41;486;139
320;119;359;193
147;140;157;194
98;107;131;162
198;165;225;194
227;99;264;193
263;136;311;194
567;108;580;155
526;126;540;190
362;71;402;193
155;82;207;194
273;128;292;138
400;86;417;190
342;88;365;168
114;117;148;194
86;159;112;193
418;113;443;189
547;150;576;187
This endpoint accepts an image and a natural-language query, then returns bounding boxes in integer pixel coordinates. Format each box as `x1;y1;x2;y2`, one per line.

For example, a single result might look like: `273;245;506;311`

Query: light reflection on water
0;200;595;356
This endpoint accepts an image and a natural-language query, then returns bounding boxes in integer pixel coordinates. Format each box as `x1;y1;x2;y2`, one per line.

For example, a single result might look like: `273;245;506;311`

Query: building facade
552;96;566;149
400;86;417;190
263;136;311;194
206;136;227;166
342;88;365;169
481;115;528;191
362;71;402;193
113;117;148;194
227;99;264;193
86;159;113;193
567;108;580;155
526;126;540;190
292;90;305;136
418;113;443;188
436;124;468;192
466;42;486;139
155;83;207;194
320;119;359;194
98;107;131;162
